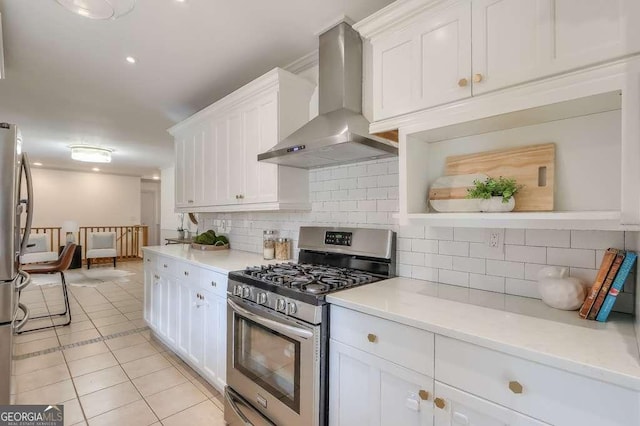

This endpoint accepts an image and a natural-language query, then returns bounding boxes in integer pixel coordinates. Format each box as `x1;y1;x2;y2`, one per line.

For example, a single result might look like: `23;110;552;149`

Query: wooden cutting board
443;143;555;211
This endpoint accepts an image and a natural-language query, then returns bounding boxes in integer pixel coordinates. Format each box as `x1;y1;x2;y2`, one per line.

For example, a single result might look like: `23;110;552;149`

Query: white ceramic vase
479;196;515;212
537;266;586;310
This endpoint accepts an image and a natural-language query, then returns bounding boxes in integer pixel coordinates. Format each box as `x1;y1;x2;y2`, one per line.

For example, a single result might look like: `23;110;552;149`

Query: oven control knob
233;285;242;297
276;299;286;312
242;286;250;298
288;302;297;315
257;292;267;305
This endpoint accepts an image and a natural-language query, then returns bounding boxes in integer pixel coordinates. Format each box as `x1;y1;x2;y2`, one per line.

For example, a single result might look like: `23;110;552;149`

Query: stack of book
579;249;637;321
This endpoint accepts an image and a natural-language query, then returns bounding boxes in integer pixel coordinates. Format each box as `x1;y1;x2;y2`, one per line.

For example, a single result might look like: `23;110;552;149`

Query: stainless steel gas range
224;226;396;426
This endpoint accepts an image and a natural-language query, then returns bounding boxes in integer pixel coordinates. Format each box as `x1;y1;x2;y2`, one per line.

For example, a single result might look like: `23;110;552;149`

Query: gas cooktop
240;263;380;295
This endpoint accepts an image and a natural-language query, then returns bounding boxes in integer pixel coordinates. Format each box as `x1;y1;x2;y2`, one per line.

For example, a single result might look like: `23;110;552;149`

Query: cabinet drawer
156;256;177;276
198;268;228;298
143;252;156;268
330;306;434;377
175;262;200;283
435;336;639;426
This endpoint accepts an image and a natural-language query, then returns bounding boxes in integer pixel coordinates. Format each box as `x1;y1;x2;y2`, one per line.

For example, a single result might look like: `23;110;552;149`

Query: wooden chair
18;243;76;333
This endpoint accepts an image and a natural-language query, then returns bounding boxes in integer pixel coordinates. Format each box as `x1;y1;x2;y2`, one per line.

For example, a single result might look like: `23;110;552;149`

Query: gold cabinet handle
473;73;483;83
509;381;523;394
434;397;446;409
458;78;468;87
418;390;429;401
367;333;377;343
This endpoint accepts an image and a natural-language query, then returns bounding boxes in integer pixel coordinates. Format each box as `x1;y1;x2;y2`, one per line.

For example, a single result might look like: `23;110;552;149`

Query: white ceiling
0;0;393;177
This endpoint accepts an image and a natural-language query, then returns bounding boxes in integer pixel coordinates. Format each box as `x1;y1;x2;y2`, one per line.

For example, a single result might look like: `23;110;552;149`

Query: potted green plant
466;176;523;212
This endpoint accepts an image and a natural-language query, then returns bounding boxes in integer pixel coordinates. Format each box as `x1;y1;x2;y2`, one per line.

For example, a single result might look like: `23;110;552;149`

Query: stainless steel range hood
258;22;397;169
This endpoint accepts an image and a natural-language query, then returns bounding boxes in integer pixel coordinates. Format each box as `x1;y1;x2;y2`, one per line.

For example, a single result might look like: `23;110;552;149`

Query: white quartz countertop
326;277;640;391
142;245;277;273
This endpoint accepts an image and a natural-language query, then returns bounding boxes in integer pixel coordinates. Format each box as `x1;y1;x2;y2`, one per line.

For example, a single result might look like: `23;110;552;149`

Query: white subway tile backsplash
506;278;541;299
547;248;595;269
439;270;469;287
571;230;624;250
505;245;546;264
399;251;424;266
425;254;453;269
486;260;525;279
439;241;469;256
568;267;598;284
397;238;411;251
425;227;453;240
201;157;635;307
525;230;570;248
412;266;438;281
452;256;485;274
505;229;525;245
412;239;438;254
470;274;505;293
399;225;425;239
469;242;505;260
453;228;486;243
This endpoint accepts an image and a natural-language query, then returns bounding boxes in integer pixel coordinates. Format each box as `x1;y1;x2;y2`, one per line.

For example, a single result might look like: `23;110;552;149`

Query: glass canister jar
275;238;291;261
263;230;277;260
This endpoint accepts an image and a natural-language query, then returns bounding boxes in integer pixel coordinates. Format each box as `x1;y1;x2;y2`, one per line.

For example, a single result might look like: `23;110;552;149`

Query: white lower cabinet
143;253;228;392
433;382;546;426
329;339;434;426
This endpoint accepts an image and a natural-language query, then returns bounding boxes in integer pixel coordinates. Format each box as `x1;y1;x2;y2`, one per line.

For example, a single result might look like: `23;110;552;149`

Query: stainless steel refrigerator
1;122;33;404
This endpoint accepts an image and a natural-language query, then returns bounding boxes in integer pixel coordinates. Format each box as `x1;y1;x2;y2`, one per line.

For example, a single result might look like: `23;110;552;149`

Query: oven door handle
225;387;276;426
227;298;313;339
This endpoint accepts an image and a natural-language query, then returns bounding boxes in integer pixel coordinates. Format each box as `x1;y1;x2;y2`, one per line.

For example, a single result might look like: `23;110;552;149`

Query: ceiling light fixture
92;167;101;172
69;145;113;163
55;0;136;20
152;175;160;180
125;56;136;64
33;162;43;166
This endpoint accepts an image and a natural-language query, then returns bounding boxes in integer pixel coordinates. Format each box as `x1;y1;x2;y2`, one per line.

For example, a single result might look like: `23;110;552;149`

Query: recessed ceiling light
92;167;100;172
126;56;136;64
32;162;43;166
175;0;186;3
152;175;160;180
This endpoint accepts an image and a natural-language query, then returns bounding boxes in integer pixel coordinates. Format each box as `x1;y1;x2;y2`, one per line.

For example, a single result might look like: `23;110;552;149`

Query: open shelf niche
399;87;640;230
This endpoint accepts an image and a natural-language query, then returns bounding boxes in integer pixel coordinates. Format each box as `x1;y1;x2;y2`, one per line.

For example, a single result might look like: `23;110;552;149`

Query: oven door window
234;315;301;413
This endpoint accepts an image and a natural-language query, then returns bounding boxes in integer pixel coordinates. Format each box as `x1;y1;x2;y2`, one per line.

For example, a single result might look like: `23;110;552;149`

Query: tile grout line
14;326;151;360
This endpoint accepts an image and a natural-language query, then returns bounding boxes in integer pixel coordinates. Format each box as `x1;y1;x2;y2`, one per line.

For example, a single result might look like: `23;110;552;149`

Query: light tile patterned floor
11;260;225;426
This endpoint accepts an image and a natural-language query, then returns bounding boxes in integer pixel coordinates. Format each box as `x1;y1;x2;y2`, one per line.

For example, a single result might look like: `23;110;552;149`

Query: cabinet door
192;122;210;206
165;277;178;346
143;266;154;324
183;134;196;207
541;0;640;75
215;294;226;389
188;288;205;367
201;290;222;387
213;117;231;205
414;1;472;111
177;282;191;358
329;339;433;426
150;273;163;335
243;93;279;204
227;112;244;203
472;0;547;95
433;382;547;426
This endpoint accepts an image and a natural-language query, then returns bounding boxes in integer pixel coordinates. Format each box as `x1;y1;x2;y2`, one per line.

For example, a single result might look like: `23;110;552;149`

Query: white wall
160;166;181;242
30;168;141;227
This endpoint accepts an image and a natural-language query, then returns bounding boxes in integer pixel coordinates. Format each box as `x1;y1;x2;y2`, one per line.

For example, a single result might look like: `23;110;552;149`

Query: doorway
141;186;160;246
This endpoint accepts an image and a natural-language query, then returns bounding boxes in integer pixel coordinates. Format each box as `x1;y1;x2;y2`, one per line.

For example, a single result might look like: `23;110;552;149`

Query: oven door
226;296;321;426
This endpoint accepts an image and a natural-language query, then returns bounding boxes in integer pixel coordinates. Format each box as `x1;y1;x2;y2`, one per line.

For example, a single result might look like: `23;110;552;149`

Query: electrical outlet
485;229;504;253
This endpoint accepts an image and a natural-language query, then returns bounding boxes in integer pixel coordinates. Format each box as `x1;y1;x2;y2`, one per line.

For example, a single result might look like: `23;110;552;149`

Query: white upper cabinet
169;68;315;212
357;0;640;122
372;1;471;119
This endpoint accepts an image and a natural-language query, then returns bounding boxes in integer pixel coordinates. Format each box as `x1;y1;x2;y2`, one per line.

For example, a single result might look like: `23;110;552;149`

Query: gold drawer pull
367;333;377;343
509;381;523;394
434;397;446;409
458;78;468;87
418;390;429;400
473;73;483;83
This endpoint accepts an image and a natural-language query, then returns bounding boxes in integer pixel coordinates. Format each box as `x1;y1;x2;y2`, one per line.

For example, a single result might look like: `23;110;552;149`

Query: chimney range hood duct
257;22;397;169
